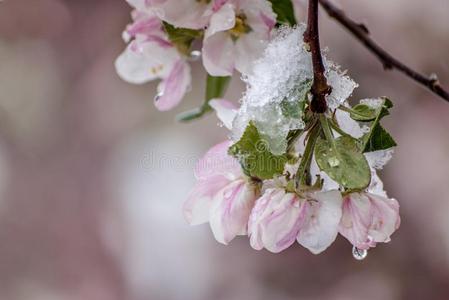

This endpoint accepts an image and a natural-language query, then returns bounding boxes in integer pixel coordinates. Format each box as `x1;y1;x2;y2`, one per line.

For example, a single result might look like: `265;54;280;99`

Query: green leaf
349;104;378;121
229;122;287;180
162;22;202;55
315;135;371;190
177;75;231;122
268;0;297;26
360;97;396;152
362;124;397;152
280;79;312;119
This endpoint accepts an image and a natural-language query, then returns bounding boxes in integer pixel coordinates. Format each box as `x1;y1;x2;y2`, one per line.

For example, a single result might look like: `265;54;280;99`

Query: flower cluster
115;0;401;258
115;0;278;111
184;27;400;256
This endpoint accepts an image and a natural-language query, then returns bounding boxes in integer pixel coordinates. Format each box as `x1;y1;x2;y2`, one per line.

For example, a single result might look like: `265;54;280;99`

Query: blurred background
0;0;449;299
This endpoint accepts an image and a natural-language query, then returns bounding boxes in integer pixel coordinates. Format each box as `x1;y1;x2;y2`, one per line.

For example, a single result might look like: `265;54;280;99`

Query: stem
295;124;320;187
319;114;335;147
319;0;449;103
304;0;331;113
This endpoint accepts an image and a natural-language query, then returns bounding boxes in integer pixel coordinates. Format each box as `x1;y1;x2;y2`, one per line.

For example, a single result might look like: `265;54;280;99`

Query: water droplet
189;50;201;61
352;246;368;261
154;91;164;102
328;157;340;167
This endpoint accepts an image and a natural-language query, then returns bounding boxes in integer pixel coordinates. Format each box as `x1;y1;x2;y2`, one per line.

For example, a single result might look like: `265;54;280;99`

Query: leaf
269;0;297;26
229;122;287;180
360;97;397;152
280;79;312;119
349;104;378;121
162;22;202;55
315;135;371;190
362;124;397;152
177;75;231;122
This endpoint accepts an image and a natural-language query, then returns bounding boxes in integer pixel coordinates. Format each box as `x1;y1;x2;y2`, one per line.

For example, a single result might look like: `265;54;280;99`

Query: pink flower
339;192;401;250
183;140;259;244
248;188;308;253
202;0;276;76
115;7;191;111
297;190;343;254
149;0;227;30
249;189;343;253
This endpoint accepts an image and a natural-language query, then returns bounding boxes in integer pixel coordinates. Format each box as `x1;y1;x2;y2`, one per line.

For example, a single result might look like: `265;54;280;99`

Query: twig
304;0;331;113
319;0;449;103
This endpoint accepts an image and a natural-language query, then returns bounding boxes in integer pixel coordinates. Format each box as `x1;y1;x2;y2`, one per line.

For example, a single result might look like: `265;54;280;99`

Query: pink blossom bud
339;192;400;250
248;188;308;253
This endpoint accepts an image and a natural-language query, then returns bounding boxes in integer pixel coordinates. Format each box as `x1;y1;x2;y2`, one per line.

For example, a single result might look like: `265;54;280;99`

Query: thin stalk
295;124;320;187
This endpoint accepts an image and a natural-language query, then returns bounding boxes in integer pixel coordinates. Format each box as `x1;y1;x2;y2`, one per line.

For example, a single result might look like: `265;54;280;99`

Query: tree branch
304;0;331;113
319;0;449;103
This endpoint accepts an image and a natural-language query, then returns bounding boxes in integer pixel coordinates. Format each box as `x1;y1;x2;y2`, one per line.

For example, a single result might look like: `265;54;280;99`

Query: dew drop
154;91;164;102
352;246;368;261
189;50;202;61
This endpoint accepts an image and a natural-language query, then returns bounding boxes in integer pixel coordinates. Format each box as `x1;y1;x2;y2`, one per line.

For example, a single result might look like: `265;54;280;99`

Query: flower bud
339;192;400;250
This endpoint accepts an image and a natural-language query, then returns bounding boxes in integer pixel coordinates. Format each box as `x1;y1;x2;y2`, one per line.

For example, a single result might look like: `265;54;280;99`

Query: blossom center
229;14;251;41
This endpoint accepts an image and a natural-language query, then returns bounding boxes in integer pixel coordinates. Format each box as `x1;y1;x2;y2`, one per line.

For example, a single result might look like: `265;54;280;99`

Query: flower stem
295;123;320;187
304;0;331;113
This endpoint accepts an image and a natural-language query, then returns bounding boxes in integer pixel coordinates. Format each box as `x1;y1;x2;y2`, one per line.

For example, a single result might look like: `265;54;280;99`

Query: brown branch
319;0;449;103
304;0;331;113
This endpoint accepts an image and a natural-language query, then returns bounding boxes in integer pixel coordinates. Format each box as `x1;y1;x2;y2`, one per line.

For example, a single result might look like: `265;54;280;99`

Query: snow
232;25;358;155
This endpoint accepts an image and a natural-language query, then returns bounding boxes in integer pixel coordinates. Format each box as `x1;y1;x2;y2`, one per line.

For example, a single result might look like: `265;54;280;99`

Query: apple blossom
115;5;191;111
202;0;276;76
248;188;308;253
183;140;260;244
339;192;401;250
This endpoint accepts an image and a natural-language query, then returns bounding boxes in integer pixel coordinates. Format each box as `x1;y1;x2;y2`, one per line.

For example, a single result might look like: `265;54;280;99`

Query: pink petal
209;180;258;244
152;0;212;29
205;3;236;38
115;42;177;84
202;32;235;76
155;59;191;111
183;175;230;225
248;189;308;253
339;193;400;250
234;32;268;75
297;190;343;254
194;140;241;181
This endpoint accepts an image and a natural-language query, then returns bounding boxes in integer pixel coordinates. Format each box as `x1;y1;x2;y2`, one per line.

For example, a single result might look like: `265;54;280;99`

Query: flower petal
234;32;268;75
202;32;235;76
297;190;343;254
248;189;307;253
209;98;238;130
155;59;191;111
209;180;258;244
339;192;400;250
115;41;177;84
183;175;231;225
205;3;236;38
152;0;212;29
194;140;241;181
